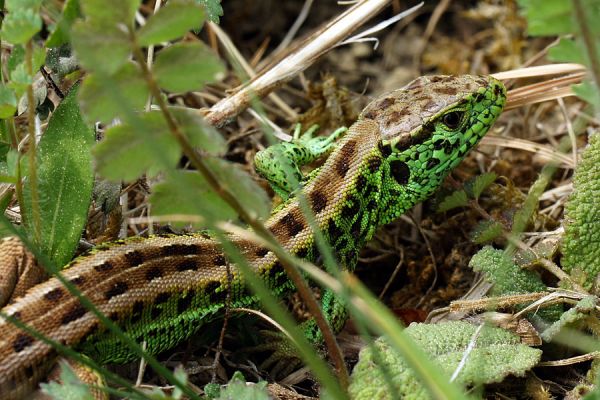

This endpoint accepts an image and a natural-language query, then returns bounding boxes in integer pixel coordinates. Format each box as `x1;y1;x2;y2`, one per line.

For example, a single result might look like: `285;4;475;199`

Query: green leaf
170;106;226;155
562;134;600;290
78;63;149;124
518;0;573;36
78;0;139;25
548;37;587;64
470;220;503;244
7;45;25;75
196;0;223;24
573;81;600;112
215;371;269;400
40;360;95;400
150;158;270;225
22;84;95;268
93;111;181;181
0;8;42;45
153;42;224;93
469;172;497;199
6;0;42;9
349;321;542;400
46;0;82;47
437;190;468;212
137;0;205;46
9;63;32;98
0;85;17;119
70;19;131;75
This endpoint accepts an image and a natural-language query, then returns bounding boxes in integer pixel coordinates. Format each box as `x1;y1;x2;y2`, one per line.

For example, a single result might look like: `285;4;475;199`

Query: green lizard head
360;75;506;225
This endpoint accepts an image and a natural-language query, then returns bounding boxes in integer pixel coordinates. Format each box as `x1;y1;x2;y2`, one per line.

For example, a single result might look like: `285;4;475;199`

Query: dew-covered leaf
470;172;497;199
22;85;95;268
196;0;223;23
0;8;42;45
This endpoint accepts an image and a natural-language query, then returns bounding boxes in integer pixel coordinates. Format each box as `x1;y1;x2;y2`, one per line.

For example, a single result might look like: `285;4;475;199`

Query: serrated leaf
150;158;270;225
170;106;226;155
40;360;95;400
79;0;139;25
7;0;42;9
0;85;17;119
22;84;95;268
46;0;82;47
78;63;149;124
548;37;587;64
137;0;205;46
196;0;223;23
437;190;468;212
0;8;42;45
93;111;180;181
471;172;497;199
153;42;224;93
573;81;600;112
71;19;131;75
349;321;541;400
470;220;503;244
518;0;573;36
215;371;269;400
8;63;32;98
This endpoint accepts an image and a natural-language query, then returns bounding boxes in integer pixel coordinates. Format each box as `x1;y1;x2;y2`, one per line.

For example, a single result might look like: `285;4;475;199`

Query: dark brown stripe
145;266;163;281
104;281;129;299
176;259;197;272
44;287;64;302
94;261;114;272
124;250;145;266
12;333;34;353
310;189;327;213
61;304;86;325
335;140;357;177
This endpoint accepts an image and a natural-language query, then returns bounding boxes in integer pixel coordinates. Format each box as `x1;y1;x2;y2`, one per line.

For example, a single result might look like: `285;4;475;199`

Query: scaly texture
0;75;506;399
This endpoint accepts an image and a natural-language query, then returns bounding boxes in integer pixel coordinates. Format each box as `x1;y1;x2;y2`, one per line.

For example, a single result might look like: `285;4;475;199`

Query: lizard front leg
254;125;347;200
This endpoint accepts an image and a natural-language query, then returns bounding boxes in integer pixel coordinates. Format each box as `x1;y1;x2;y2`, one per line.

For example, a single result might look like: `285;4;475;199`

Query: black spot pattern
390;160;410;185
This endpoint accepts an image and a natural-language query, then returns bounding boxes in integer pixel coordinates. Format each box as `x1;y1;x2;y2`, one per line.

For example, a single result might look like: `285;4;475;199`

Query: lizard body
0;75;506;399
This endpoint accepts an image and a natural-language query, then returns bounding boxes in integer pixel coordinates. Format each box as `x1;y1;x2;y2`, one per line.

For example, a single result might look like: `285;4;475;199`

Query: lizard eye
442;111;464;130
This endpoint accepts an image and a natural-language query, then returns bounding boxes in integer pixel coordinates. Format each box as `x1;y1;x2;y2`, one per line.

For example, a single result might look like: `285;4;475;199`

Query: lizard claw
244;330;305;379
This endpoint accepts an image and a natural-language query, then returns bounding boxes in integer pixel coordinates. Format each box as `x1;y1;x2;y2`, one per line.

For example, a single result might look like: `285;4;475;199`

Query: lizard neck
264;119;383;267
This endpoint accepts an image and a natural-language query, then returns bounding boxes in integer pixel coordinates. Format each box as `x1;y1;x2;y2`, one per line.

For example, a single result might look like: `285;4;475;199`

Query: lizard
0;74;506;399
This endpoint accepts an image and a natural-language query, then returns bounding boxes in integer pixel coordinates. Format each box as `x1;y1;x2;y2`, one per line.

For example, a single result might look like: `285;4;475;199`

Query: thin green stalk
25;39;41;243
128;29;347;388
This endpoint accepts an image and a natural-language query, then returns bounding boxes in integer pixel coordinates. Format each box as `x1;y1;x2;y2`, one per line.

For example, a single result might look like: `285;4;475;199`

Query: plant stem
25;39;41;243
128;32;349;389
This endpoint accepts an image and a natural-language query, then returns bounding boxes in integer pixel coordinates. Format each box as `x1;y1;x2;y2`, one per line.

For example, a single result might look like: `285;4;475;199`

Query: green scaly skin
0;75;506;399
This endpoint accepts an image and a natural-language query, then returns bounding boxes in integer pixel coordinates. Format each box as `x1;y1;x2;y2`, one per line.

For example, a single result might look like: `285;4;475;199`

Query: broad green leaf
137;0;205;46
22;84;95;268
93;111;181;181
196;0;223;24
437;190;468;212
562;134;600;290
71;19;131;75
0;85;17;119
215;371;269;400
46;0;82;47
170;106;226;155
349;321;541;400
8;63;32;98
7;45;25;74
0;8;42;45
79;0;139;26
78;63;149;124
153;42;224;93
